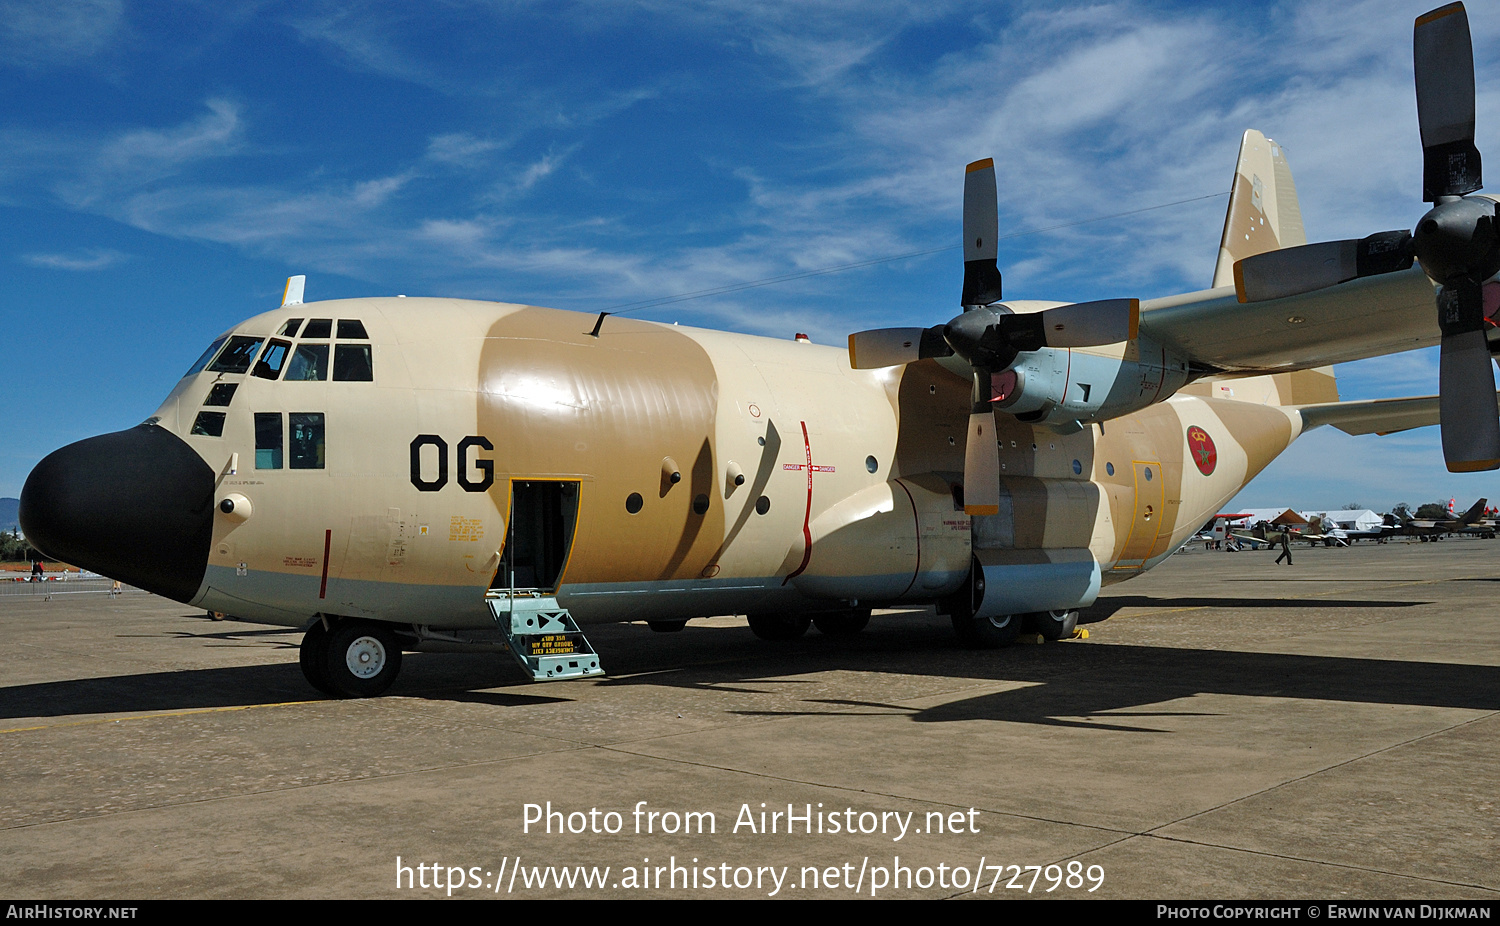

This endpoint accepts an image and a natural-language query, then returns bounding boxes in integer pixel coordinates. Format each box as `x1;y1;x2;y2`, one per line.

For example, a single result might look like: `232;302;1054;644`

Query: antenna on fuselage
588;311;611;338
281;275;306;307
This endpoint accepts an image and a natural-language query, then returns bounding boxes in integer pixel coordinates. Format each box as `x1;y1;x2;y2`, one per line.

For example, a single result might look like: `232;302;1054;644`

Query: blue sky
3;0;1499;513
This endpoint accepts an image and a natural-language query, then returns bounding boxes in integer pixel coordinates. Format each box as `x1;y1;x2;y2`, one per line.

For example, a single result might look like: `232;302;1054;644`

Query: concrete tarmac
1;540;1497;900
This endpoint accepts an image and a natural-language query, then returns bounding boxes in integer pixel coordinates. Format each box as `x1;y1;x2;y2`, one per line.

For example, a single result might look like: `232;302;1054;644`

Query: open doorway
492;480;580;592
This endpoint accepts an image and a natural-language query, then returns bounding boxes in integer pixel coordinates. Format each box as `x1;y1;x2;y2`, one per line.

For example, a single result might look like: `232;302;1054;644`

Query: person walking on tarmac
1275;532;1293;566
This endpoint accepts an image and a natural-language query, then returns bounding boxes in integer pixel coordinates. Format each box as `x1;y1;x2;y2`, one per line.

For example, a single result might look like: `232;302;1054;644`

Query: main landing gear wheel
813;608;871;636
746;612;812;641
1026;609;1079;641
951;611;1024;649
299;620;334;695
322;620;402;698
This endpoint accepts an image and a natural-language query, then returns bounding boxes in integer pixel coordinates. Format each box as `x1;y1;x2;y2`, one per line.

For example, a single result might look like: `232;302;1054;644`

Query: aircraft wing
1139;266;1439;374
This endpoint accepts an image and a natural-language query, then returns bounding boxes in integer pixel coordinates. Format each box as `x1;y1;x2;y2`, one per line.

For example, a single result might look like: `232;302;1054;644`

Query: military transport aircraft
18;3;1500;697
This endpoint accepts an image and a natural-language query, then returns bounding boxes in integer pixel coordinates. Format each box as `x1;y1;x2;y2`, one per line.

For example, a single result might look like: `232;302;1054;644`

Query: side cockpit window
207;336;265;374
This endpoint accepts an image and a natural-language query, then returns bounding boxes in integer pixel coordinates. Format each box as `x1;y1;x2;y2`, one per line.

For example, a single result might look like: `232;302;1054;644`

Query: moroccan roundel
1187;425;1217;476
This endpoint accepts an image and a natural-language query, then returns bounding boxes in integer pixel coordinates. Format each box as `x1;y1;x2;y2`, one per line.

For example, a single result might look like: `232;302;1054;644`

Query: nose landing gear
298;618;403;698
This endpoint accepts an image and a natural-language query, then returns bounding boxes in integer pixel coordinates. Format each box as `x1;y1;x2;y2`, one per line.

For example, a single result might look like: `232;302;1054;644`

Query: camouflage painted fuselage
137;297;1302;630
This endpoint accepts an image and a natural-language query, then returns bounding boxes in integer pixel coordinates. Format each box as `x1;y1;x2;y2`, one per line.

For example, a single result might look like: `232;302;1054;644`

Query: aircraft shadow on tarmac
1;596;1491;731
1079;595;1424;621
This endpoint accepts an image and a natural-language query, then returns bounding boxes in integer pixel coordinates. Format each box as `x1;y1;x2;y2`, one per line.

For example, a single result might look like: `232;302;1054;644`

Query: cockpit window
190;411;226;437
336;319;369;339
185;336;229;377
255;413;283;469
278;318;304;337
203;383;238;406
302;318;333;339
252;339;292;380
289;413;325;469
333;344;373;381
286;344;329;381
207;336;265;374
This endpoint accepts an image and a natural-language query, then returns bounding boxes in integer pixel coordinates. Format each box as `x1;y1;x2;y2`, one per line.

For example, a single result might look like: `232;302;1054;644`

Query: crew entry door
1114;460;1164;571
492;480;580;593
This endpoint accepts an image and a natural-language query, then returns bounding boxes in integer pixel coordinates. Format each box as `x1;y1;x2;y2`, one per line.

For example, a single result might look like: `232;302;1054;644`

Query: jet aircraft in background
1398;497;1493;540
19;4;1500;697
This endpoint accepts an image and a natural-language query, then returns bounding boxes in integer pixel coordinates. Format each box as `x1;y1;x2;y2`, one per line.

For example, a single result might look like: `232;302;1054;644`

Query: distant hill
0;498;19;533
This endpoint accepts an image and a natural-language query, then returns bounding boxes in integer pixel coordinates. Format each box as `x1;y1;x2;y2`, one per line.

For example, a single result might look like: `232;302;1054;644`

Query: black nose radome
20;424;214;603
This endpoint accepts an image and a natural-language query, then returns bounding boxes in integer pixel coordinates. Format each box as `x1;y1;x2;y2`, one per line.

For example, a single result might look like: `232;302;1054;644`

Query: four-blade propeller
847;159;1138;514
1232;2;1500;472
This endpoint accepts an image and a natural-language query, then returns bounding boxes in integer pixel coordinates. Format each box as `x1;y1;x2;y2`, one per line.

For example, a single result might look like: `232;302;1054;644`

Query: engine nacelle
987;334;1192;429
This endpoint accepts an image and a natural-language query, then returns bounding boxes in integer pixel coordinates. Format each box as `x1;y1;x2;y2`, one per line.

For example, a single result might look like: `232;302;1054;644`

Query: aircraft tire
647;620;688;633
299;620;335;695
951;611;1024;648
813;608;871;635
746;612;812;641
322;620;402;698
1027;609;1079;641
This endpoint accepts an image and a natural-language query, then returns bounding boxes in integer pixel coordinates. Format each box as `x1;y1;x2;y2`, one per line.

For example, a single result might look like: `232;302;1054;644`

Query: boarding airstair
486;589;604;681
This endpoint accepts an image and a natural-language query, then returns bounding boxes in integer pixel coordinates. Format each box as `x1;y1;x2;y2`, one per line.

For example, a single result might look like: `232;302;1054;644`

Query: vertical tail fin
1212;130;1307;289
1188;130;1336;406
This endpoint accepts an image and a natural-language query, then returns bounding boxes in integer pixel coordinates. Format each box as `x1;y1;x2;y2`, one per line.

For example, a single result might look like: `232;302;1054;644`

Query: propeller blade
847;326;951;369
964;399;1001;516
961;159;1003;308
1233;231;1414;303
1034;298;1140;347
1415;3;1481;200
1437;280;1500;471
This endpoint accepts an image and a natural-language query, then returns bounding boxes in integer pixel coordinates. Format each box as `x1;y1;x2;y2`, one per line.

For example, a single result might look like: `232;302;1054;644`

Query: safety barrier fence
0;572;138;597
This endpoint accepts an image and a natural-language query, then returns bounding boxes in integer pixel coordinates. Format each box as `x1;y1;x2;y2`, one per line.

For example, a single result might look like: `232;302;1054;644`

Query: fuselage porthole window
336;319;369;339
207;336;265;374
333;344;373;381
190;411;226;437
287;344;329;381
204;383;238;407
252;339;292;380
185;336;229;377
289;413;325;469
255;413;283;469
302;318;333;339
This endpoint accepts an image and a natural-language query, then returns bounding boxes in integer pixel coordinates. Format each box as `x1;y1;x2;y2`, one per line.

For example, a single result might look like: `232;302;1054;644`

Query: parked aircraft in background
18;4;1500;697
1398;497;1493;540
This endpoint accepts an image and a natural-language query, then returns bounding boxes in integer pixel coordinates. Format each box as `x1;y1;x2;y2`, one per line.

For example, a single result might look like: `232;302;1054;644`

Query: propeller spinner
1233;2;1500;472
848;159;1138;514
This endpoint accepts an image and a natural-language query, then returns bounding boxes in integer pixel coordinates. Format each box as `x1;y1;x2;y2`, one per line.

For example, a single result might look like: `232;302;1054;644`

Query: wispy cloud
21;249;127;271
0;0;124;68
56;99;244;208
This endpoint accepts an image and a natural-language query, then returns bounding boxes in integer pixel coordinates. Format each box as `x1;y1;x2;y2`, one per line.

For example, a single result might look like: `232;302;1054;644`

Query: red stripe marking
783;421;815;585
318;529;332;599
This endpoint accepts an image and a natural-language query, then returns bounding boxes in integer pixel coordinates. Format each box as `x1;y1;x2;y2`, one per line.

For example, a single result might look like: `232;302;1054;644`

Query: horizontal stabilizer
1295;391;1500;435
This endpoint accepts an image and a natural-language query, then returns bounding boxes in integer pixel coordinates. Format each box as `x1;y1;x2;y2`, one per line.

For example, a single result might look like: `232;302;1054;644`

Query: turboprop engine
847;158;1194;512
938;315;1193;430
